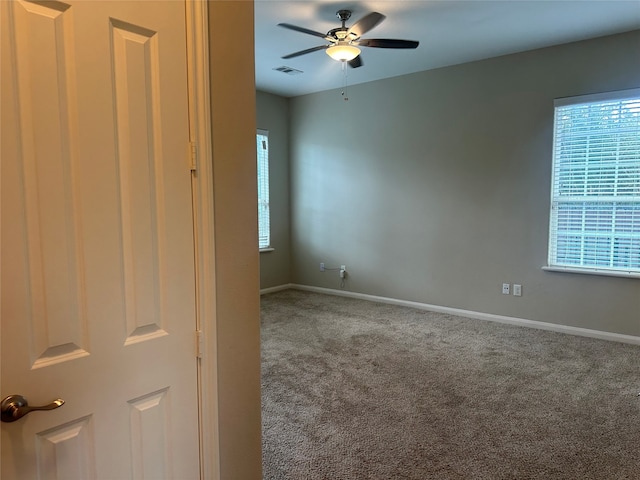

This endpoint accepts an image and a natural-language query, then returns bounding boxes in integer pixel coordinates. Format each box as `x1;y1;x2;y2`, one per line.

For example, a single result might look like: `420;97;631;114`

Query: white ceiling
254;0;640;98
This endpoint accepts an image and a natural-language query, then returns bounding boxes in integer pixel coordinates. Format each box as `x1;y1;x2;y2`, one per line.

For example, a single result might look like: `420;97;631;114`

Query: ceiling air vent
273;66;303;76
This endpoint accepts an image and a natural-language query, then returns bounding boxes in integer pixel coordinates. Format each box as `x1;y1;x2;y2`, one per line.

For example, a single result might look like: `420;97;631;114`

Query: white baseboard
260;284;294;295
287;284;640;346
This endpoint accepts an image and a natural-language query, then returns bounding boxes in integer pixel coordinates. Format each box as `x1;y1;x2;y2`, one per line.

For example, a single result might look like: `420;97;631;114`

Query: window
547;89;640;277
257;129;270;250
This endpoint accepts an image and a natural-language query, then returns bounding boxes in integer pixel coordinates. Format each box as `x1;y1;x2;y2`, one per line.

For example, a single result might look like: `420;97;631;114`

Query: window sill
259;247;275;253
542;266;640;279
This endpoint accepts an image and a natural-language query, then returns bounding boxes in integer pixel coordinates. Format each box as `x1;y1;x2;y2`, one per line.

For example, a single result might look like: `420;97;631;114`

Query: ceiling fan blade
348;12;385;38
278;23;329;39
355;39;419;49
348;56;363;68
281;45;329;59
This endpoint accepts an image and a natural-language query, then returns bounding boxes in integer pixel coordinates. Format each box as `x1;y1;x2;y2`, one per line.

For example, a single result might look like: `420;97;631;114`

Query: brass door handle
1;395;65;423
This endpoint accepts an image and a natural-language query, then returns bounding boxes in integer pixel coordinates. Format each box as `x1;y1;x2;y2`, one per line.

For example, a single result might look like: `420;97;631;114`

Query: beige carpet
261;289;640;480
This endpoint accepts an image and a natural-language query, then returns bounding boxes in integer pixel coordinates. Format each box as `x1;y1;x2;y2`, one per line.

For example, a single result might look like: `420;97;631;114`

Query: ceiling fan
278;10;419;68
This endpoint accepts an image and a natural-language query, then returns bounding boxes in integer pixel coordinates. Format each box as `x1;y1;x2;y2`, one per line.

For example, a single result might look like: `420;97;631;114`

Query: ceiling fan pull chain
341;61;349;101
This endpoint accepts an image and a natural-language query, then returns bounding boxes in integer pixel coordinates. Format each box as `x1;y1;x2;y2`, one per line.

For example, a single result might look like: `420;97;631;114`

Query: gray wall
257;91;292;288
287;31;640;337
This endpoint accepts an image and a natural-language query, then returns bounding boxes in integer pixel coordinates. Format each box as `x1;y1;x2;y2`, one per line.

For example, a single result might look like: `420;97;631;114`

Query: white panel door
1;1;200;478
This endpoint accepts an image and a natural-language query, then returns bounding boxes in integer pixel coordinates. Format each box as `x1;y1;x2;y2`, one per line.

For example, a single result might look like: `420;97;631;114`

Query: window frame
545;88;640;278
257;129;272;251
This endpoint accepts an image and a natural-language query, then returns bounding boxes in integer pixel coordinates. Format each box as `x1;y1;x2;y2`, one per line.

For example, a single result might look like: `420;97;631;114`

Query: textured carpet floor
261;289;640;480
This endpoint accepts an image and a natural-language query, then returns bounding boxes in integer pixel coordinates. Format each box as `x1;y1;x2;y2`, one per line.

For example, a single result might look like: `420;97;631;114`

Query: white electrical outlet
502;283;510;295
513;284;522;296
320;262;325;272
340;265;346;271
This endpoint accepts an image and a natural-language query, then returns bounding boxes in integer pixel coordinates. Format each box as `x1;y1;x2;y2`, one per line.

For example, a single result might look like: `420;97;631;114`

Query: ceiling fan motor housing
328;29;357;43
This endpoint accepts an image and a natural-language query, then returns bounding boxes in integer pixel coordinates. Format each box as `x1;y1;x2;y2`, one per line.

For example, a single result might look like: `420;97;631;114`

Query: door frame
185;2;219;479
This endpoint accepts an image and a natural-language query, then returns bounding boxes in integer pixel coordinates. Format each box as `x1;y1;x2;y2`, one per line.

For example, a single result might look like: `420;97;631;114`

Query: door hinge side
189;141;197;171
195;330;204;359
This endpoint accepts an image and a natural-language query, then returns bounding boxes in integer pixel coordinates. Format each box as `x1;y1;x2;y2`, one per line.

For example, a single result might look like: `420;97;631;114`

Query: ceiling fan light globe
326;44;360;62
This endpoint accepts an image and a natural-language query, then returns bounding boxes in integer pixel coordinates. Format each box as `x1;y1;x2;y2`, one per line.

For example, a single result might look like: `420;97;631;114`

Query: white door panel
1;1;200;478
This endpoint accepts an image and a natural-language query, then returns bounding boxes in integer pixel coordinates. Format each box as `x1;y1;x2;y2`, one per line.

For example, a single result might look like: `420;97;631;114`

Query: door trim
185;2;219;479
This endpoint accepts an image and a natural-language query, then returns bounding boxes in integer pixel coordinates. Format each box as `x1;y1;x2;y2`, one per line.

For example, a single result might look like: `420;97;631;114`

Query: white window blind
548;89;640;276
257;130;270;249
